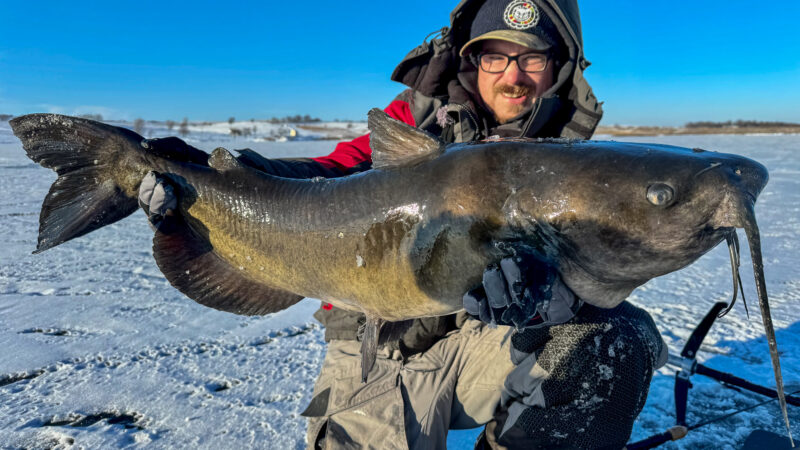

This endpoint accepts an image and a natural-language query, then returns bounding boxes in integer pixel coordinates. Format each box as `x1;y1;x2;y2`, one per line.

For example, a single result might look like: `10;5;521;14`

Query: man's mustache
494;84;531;97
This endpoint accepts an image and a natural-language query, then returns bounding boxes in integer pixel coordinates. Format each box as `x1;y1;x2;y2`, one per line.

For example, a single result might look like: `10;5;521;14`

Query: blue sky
1;1;798;126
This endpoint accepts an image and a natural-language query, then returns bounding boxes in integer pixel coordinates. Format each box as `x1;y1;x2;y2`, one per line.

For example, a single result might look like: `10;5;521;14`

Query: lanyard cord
689;387;800;432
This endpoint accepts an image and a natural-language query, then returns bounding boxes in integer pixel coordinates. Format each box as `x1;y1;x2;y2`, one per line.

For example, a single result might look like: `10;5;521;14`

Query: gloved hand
137;137;208;230
138;171;177;231
463;250;581;329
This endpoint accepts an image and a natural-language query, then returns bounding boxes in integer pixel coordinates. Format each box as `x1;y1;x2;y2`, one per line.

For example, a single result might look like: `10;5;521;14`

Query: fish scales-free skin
11;110;791;439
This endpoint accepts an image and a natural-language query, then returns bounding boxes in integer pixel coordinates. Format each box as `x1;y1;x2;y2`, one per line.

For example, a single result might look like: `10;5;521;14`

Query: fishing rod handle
624;426;688;450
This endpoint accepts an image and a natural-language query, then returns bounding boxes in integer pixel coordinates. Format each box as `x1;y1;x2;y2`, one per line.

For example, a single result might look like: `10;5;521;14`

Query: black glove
463;250;581;329
140;136;209;166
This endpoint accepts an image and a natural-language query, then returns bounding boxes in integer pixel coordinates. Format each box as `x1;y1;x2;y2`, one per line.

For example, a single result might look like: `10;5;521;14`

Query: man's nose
499;59;526;84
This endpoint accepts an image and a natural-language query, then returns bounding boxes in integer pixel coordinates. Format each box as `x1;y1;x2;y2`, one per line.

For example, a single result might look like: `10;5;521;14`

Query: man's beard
494;84;531;98
493;84;533;123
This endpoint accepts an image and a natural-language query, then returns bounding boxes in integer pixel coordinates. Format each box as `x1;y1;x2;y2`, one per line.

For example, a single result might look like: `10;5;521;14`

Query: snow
1;119;798;448
101;118;369;147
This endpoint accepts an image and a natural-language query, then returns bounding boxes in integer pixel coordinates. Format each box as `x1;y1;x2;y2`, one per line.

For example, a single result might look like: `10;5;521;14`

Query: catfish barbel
10;110;792;442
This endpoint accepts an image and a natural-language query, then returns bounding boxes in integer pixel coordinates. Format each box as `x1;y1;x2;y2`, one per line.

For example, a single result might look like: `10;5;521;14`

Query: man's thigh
305;340;409;449
400;320;518;445
305;321;520;449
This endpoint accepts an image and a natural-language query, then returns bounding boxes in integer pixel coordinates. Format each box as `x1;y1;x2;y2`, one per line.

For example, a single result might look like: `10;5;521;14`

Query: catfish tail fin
10;114;147;253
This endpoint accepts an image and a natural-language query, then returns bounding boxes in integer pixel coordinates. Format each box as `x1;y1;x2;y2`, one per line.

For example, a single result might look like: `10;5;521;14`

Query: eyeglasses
477;52;549;73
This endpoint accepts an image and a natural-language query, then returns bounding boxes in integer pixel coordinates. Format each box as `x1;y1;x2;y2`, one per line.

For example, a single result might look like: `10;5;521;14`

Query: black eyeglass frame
473;52;551;74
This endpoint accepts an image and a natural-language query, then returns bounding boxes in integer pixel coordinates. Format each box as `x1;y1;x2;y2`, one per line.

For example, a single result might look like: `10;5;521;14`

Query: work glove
463;250;581;329
137;137;208;230
138;171;177;231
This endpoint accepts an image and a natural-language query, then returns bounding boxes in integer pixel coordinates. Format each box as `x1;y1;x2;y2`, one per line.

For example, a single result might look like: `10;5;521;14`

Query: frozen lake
1;121;798;448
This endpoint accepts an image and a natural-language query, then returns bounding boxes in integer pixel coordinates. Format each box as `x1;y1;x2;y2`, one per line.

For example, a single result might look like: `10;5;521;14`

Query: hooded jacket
237;0;603;351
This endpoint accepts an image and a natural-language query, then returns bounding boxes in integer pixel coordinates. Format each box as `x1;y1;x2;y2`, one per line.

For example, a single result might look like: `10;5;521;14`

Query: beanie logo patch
504;1;539;31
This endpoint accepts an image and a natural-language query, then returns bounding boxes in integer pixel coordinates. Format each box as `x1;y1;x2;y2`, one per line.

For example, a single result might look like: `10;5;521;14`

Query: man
139;1;667;448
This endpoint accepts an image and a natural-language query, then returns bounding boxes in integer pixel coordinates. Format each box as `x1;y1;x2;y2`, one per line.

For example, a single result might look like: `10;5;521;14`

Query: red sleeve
312;98;416;171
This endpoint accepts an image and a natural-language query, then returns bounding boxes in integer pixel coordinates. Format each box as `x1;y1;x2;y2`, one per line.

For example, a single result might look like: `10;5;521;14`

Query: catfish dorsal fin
209;147;248;171
368;108;445;169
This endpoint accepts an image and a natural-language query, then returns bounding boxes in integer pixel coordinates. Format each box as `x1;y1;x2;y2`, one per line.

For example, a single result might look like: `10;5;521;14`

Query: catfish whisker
742;203;793;445
719;231;748;319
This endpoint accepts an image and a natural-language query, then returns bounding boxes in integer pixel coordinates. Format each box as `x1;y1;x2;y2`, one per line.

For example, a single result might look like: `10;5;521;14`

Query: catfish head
497;140;769;309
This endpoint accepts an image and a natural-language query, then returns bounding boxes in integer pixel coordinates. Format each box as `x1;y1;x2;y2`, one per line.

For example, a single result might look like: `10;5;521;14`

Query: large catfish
10;110;791;440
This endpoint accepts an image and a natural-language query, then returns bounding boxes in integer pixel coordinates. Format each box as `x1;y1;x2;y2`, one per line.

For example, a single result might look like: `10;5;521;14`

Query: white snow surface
101;119;369;146
0;119;798;449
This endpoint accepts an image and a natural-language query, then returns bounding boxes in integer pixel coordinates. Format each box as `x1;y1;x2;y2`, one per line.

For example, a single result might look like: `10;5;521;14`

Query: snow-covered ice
1;119;798;448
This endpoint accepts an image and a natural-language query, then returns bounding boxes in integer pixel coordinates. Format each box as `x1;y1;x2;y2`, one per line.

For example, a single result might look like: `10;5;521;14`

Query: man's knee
511;301;664;390
489;302;664;449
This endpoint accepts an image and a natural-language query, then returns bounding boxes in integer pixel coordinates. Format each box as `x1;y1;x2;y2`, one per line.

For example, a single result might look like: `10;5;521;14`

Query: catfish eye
646;183;675;207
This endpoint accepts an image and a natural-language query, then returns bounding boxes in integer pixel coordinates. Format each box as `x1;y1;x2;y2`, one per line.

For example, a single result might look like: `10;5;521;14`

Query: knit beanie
460;0;561;56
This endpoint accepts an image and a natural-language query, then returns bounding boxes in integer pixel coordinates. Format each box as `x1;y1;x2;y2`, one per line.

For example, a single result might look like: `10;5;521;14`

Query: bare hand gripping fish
10;110;792;441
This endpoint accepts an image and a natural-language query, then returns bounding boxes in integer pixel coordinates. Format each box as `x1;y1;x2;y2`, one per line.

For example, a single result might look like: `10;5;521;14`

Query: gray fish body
142;138;767;321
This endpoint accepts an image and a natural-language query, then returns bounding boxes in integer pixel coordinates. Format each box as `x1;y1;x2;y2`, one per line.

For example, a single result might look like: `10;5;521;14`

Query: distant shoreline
595;125;800;137
4;117;799;140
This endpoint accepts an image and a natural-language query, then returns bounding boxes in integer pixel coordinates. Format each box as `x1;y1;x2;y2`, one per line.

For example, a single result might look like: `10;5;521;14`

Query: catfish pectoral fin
358;317;414;383
378;319;414;345
153;215;302;316
360;315;384;383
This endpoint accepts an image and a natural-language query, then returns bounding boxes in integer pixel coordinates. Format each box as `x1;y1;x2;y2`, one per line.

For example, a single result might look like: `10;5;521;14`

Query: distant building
276;125;298;142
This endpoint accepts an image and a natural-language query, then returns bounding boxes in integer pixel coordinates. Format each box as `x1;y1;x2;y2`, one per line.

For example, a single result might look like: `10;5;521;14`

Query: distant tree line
78;114;104;121
685;120;800;128
158;118;192;136
230;127;257;137
269;115;321;124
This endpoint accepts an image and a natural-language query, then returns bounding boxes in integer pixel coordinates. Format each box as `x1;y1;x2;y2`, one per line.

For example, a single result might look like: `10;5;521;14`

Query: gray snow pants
304;301;667;450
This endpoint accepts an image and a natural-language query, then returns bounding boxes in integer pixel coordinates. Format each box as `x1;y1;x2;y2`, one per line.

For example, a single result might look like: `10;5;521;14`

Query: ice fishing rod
625;387;800;450
625;302;799;449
